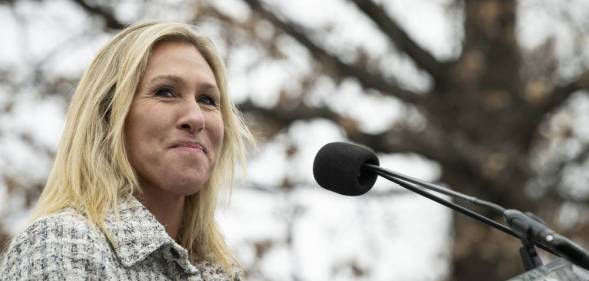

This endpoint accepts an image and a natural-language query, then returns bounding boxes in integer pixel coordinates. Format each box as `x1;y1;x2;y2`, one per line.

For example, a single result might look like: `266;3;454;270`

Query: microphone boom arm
365;164;506;215
365;164;562;258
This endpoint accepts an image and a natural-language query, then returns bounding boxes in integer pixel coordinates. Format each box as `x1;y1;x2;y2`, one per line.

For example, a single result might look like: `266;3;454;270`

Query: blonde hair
31;21;252;275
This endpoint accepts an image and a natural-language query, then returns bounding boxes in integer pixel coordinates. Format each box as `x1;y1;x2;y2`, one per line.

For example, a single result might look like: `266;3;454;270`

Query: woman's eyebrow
198;83;220;96
147;75;218;94
147;74;185;87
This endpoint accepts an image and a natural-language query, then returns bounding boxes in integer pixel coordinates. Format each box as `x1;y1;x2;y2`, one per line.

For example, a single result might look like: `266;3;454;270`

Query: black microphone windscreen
313;142;379;196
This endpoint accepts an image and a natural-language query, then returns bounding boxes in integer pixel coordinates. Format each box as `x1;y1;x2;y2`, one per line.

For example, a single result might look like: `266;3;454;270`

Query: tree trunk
442;1;542;280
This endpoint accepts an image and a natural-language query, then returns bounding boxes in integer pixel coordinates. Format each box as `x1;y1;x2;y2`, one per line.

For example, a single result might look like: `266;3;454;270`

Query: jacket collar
103;196;200;274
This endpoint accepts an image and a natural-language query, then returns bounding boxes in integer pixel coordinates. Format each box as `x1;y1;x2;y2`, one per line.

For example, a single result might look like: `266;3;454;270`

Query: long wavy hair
30;21;252;275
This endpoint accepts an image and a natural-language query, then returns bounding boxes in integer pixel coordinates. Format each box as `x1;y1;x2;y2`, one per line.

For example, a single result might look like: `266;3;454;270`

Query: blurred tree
2;0;589;280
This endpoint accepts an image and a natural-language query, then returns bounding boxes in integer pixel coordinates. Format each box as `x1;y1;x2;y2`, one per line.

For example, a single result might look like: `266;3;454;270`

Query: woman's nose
177;99;205;133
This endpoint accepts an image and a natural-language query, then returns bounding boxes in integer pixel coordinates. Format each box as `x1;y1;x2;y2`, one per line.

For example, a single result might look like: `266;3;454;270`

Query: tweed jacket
0;197;239;281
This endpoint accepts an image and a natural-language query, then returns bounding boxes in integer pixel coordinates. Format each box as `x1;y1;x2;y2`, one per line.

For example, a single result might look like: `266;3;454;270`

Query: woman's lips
171;141;207;154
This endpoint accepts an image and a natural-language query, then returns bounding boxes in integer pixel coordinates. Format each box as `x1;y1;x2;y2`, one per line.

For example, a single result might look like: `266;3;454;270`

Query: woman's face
125;41;224;197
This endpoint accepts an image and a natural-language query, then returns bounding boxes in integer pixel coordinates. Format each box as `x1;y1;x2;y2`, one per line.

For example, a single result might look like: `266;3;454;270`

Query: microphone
312;142;379;196
313;141;589;273
313;141;503;214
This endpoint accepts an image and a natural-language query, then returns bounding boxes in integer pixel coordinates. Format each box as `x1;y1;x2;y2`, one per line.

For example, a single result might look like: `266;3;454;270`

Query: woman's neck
136;188;185;241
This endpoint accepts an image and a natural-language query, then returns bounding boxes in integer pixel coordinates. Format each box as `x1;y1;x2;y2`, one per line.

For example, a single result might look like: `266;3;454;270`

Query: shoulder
12;209;99;243
0;209;111;280
9;208;104;251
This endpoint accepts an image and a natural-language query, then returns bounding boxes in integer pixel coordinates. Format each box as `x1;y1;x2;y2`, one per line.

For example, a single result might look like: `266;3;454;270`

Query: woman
0;21;252;280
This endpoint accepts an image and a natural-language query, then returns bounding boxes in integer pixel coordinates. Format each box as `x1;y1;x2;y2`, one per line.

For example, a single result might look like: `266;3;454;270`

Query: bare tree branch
522;70;589;146
238;100;453;161
238;100;339;128
347;127;436;156
70;0;125;30
541;70;589;114
238;99;473;170
348;0;446;83
0;0;16;6
241;0;428;106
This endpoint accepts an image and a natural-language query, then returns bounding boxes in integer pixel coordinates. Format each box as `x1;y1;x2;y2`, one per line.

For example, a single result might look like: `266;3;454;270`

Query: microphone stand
364;164;589;272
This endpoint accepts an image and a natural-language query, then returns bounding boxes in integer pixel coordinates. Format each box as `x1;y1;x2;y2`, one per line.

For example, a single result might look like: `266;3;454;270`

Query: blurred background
1;0;589;280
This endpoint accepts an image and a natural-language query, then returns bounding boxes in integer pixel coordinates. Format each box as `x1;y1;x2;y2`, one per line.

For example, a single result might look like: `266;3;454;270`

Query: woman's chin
167;177;209;196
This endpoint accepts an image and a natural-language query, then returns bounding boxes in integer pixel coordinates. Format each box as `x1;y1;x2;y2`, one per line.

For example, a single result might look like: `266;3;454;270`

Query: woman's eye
198;95;217;107
154;87;175;97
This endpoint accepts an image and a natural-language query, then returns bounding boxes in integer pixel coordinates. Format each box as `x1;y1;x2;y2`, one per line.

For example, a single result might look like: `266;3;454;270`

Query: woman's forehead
142;41;218;89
